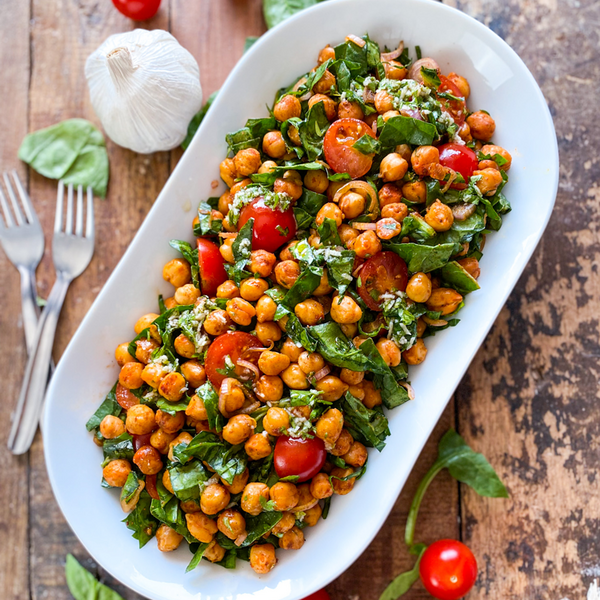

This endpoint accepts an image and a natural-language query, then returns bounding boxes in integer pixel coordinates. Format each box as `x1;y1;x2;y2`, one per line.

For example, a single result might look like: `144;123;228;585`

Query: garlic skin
85;29;203;154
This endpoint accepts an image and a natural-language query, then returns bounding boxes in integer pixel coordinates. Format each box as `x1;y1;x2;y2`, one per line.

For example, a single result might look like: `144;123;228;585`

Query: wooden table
1;0;598;598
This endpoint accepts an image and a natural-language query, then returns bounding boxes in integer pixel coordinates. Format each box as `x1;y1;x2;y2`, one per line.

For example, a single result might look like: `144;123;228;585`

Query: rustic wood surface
0;0;597;598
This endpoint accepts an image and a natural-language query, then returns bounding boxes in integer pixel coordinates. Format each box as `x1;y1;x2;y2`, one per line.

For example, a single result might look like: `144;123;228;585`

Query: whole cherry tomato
112;0;161;21
274;436;327;483
436;76;467;125
204;331;263;388
302;591;331;600
356;251;408;311
438;143;478;190
238;198;297;253
419;539;478;600
197;238;228;297
115;383;139;410
323;118;377;179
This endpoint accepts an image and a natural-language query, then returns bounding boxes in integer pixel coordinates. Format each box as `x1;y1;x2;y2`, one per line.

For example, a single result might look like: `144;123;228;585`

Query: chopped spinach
227;218;254;285
337;391;390;451
196;381;225;432
383;242;455;273
123;492;158;548
440;261;480;294
378;115;437;147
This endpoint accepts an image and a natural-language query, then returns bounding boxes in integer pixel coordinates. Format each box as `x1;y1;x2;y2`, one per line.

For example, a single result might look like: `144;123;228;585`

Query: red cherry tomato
204;331;263;388
302;591;331;600
438;143;478;190
357;251;408;311
437;76;467;125
323;118;376;179
133;433;153;451
419;540;478;600
274;436;327;483
112;0;161;21
197;238;228;297
116;384;139;410
145;474;159;500
238;197;297;253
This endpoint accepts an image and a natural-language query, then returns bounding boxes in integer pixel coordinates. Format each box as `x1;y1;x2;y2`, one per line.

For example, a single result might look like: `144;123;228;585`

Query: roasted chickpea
313;69;336;94
174;283;201;305
215;280;239;300
374;89;394;114
158;372;187;402
263;407;290;436
249;249;277;277
274;260;300;289
258;160;278;174
294;298;325;326
288;125;302;146
281;364;309;390
155;524;184;552
343;440;368;467
245;432;273;460
180;360;206;389
330;294;363;324
337;370;363;387
327;180;347;201
295;352;323;375
274;176;303;201
180;500;202;514
241;482;270;516
262;131;287;159
406;272;432;303
411;146;440;177
203;310;232;337
340;322;358;338
253;296;276;325
316;202;343;227
168;431;193;462
258;351;290;376
162;258;191;289
100;415;125;439
186;512;218;543
155;409;184;435
219;378;245;417
376;217;402;240
331;467;356;495
280;526;305;550
173;334;195;359
273;94;302;121
141;363;164;389
376;338;402;367
201;483;231;515
315;407;344;447
164;297;178;310
478;159;498;171
337;224;358;250
281;338;303;362
337;99;364;120
353;230;382;258
473;168;503;195
308;93;337;121
217;509;246;541
185;395;207;422
255;321;282;345
304;169;329;194
134;313;159;336
480;144;512;171
226;297;256;326
330;428;354;457
457;257;481;279
424;199;454;232
416;317;427;338
126;404;155;435
220;158;237;187
203;540;226;563
115;342;136;367
362;379;382;409
382;110;400;122
310;472;334;499
269;482;299;511
466;111;496;141
402;180;427;204
219;238;235;263
133;445;163;475
223;414;256;445
384;60;407;80
255;374;284;403
339;191;366;220
119;361;144;390
379;183;402;208
403;338;428;365
318;44;335;64
446;72;470;98
218;191;233;215
250;544;277;574
151;429;175;454
380;152;408;182
381;202;408;223
103;459;131;487
427;287;463;315
233;148;261;177
221;468;250;494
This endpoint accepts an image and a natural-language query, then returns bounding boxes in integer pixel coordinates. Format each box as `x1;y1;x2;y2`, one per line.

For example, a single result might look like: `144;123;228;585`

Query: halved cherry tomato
238;197;297;253
112;0;161;21
302;590;331;600
436;76;467;125
357;251;408;311
419;539;478;600
204;331;263;388
438;143;478;190
145;474;159;500
116;384;139;410
274;436;327;483
197;238;228;297
133;433;153;451
323;118;376;179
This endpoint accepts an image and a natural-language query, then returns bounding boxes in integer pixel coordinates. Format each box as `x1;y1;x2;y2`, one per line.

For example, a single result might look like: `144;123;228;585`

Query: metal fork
0;171;45;354
8;182;95;455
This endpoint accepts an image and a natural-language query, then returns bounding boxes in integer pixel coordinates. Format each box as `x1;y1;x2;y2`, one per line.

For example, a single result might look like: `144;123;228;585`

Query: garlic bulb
85;29;202;154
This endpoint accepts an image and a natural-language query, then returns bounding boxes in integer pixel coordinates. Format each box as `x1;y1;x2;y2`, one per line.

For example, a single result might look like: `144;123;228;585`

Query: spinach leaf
298;101;330;161
193;199;222;236
242;512;284;546
196;381;225;432
186;542;211;572
281;264;322;309
103;433;134;462
338;391;390;451
324;250;355;295
284;313;318;352
150;496;195;543
378;546;427;600
226;117;278;154
353;134;380;155
334;39;369;75
123;491;158;548
251;161;326;186
440;261;480;294
182;90;218;150
316;218;342;246
378;115;437;147
383;242;455;273
65;554;125;600
227;218;253;285
263;0;325;28
399;214;436;242
169;460;210;502
309;322;372;371
215;549;238;569
169;240;200;288
156;397;190;415
19;119;109;197
120;471;140;504
427;209;486;252
86;383;121;431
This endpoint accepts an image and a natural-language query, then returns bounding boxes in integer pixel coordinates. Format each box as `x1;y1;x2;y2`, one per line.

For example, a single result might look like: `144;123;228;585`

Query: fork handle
8;274;71;455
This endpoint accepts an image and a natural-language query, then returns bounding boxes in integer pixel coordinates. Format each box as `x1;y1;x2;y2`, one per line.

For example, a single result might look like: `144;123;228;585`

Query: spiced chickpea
141;363;164;389
340;322;358;338
403;338;428;365
222;469;249;494
316;202;343;227
162;258;191;288
255;321;282;345
218;191;233;215
381;202;408;223
100;415;125;440
331;467;356;495
133;445;163;475
416;317;427;338
186;512;218;543
406;272;433;303
339;191;366;220
175;284;201;306
258;160;277;175
134;313;159;337
294;298;325;326
201;483;230;515
103;459;131;487
480;144;512;171
382;110;400;122
457;257;481;279
274;260;300;289
427;288;463;315
362;379;382;409
250;544;277;574
478;159;498;171
374;89;394;113
274;176;303;201
402;180;427;204
181;360;206;388
273;95;302;121
217;509;246;541
308;94;337;121
411;145;440;177
303;503;323;527
220;158;237;187
297;351;325;375
338;369;363;387
343;440;368;468
204;309;232;336
226;297;256;326
263;407;290;436
220;238;235;263
288;125;301;146
447;72;470;98
151;429;175;454
338;99;364;120
353;230;382;258
466;111;495;141
245;433;273;460
310;472;334;499
185;395;207;422
219;378;245;417
327;180;347;201
379;183;402;208
376;338;402;367
168;432;192;462
473;168;503;195
216;280;239;300
270;482;299;511
271;511;296;536
154;524;183;553
376;217;402;240
159;372;187;402
330;294;363;324
247;250;275;278
160;471;174;495
280;526;305;550
254;374;283;403
281;338;303;362
304;169;329;194
330;428;354;457
424;199;454;232
313;69;336;94
119;362;144;390
155;409;185;434
318;44;335;64
338;224;359;250
180;500;202;514
255;295;277;323
173;334;195;359
380;153;408;182
315;408;345;446
313;271;334;296
241;482;270;516
262;131;287;159
203;541;226;564
258;351;290;376
126;404;155;435
115;342;136;367
281;364;309;390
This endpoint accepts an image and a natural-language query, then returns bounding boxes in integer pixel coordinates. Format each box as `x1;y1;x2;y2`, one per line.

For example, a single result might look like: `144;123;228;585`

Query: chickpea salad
86;34;512;575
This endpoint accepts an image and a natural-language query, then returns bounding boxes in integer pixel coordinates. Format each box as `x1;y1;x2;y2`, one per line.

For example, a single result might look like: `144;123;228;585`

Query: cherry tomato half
112;0;161;21
274;436;327;483
323;118;376;179
302;590;331;600
197;238;228;297
204;331;263;388
238;197;297;253
419;540;478;600
133;433;153;451
357;251;408;311
116;383;139;410
438;143;478;190
436;76;467;125
145;474;159;500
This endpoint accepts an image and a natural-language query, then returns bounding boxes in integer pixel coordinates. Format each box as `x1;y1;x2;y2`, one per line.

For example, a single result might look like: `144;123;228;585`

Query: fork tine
3;173;25;226
85;187;94;239
54;181;64;233
11;171;37;224
75;185;84;236
65;183;74;233
0;184;14;227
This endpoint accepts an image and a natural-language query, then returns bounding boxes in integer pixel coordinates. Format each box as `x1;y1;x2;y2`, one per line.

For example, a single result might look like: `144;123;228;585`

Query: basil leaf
440;261;480;294
378;115;437;147
86;383;121;431
298;101;330;160
186;542;211;572
169;460;210;502
65;554;125;600
427;209;486;252
150;496;195;543
281;264;322;309
309;322;373;371
383;242;455;273
284;313;318;352
102;432;134;462
123;491;159;548
193;199;222;236
196;381;225;432
334;39;369;75
337;391;389;451
19;118;109;197
182;90;218;150
169;240;200;288
263;0;324;28
242;512;284;546
325;250;355;295
227;218;253;285
353;133;380;155
378;546;427;600
294;188;327;230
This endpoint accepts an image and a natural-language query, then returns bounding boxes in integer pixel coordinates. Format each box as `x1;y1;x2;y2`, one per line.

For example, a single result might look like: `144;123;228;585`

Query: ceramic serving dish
43;0;558;598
